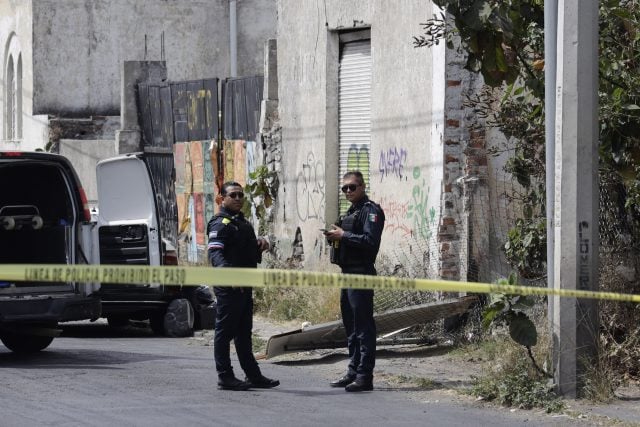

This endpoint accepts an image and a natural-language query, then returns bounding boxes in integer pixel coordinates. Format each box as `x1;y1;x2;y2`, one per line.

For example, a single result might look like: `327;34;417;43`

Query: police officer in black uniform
207;181;279;391
325;171;385;392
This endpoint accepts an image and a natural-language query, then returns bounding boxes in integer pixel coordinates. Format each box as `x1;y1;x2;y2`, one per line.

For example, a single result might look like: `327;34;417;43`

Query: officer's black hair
343;171;365;187
220;181;243;196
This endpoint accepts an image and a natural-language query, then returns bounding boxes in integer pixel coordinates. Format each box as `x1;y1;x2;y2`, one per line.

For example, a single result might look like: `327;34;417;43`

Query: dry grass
253;287;341;323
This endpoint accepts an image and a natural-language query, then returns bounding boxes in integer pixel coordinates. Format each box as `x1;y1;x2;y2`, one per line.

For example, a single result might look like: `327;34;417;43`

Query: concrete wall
238;0;277;77
31;0;276;116
0;0;48;151
274;0;444;273
59;138;118;206
1;0;275;149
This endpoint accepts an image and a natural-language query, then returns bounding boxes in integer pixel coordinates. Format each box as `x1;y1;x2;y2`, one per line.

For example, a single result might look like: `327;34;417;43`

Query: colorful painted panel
203;140;215;194
190;141;204;193
184;142;193;193
176;193;189;236
194;192;205;246
233;140;246;186
224;139;235;183
204;192;216;225
187;195;198;263
174;143;187;194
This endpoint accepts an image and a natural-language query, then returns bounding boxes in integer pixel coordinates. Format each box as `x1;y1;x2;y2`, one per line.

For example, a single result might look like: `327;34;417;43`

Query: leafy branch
482;273;551;378
242;165;279;236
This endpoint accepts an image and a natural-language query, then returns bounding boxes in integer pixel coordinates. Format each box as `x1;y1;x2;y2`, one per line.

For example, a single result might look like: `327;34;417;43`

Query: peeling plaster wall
31;0;275;116
1;0;275;149
275;0;443;273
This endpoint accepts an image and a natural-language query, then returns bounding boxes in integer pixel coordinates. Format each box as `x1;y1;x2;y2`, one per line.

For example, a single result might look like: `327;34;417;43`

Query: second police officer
324;170;385;392
207;181;280;391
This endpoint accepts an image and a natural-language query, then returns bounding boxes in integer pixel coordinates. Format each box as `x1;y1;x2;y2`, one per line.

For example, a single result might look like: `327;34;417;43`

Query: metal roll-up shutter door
339;39;371;214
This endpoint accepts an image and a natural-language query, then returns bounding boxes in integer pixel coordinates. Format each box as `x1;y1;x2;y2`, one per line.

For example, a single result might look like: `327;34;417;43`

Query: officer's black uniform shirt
339;196;385;266
207;207;261;268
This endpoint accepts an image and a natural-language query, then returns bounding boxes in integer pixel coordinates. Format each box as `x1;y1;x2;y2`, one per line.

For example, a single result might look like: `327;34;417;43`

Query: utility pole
544;0;557;339
553;0;599;397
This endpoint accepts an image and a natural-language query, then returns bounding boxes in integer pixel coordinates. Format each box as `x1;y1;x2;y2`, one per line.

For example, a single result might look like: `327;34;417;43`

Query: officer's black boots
218;373;251;391
329;374;356;388
245;374;280;388
345;377;374;392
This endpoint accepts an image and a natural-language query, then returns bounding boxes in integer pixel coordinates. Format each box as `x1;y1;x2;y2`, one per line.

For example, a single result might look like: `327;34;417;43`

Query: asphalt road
0;322;594;426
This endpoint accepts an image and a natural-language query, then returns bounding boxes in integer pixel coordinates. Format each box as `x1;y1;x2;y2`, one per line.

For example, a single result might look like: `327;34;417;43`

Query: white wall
275;0;443;273
59;138;118;205
0;0;43;150
31;0;275;116
1;0;276;150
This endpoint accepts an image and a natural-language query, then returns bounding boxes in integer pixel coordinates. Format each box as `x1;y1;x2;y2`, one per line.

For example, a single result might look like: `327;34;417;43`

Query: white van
94;154;214;336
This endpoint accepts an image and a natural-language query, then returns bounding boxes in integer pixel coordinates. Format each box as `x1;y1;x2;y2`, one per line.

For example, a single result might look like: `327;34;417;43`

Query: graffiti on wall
296;152;325;221
347;145;370;177
407;166;437;239
339;145;370;214
377;152;438;240
378;196;412;237
378;147;408;181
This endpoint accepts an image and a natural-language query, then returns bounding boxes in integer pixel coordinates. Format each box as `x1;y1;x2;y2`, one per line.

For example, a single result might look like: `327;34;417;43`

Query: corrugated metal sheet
339;40;371;214
222;76;264;142
144;153;177;248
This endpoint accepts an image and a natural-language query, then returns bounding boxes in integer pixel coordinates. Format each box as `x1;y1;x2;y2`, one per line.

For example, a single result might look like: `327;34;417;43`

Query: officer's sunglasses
341;184;360;193
226;192;245;200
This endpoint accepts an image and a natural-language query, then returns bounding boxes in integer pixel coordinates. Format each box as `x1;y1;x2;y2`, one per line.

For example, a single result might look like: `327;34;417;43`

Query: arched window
4;33;22;142
16;54;22;140
6;55;15;140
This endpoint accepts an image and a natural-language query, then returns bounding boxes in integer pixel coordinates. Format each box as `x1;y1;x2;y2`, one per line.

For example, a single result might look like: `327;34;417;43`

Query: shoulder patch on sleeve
368;213;378;223
222;218;231;225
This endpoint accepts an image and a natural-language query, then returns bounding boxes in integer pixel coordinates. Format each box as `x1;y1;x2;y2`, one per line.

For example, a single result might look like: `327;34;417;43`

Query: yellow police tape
0;263;639;303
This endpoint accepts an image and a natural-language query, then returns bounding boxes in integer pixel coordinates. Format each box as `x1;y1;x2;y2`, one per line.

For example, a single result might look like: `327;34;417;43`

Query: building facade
266;0;487;278
0;0;276;151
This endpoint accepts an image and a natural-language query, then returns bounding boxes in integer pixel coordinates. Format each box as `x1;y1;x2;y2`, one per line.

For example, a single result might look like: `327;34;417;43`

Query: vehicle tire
31;215;43;230
0;333;55;353
1;216;15;230
186;286;215;330
164;298;194;338
107;315;130;328
149;312;165;336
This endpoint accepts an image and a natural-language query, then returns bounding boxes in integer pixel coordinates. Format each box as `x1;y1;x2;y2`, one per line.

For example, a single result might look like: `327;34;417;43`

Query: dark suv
0;151;101;352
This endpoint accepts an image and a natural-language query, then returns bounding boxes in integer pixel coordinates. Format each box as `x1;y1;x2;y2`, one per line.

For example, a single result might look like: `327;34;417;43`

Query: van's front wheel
1;333;55;353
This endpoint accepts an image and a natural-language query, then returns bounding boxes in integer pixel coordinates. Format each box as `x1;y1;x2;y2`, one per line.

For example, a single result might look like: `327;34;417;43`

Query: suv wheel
149;312;165;335
1;333;55;353
107;316;130;328
163;298;194;337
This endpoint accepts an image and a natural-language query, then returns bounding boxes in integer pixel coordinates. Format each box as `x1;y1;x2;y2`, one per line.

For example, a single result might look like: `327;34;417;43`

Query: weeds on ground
470;359;564;413
252;334;266;353
393;375;442;390
458;332;564;413
253;287;341;323
580;345;620;403
254;255;341;323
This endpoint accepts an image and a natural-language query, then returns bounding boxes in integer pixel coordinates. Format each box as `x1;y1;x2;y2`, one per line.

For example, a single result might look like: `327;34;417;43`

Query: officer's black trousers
340;267;376;381
213;288;261;379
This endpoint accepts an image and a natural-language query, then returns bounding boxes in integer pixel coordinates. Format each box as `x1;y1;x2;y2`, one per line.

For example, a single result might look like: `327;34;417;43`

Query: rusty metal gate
137;76;263;260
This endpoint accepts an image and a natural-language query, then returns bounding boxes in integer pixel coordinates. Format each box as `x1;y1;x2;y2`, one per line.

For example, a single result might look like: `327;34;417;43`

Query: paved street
0;321;605;427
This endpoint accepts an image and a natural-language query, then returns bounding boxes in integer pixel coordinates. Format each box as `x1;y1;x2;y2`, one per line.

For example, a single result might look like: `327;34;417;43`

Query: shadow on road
0;322;210;368
60;321;156;339
272;344;454;366
0;346;209;369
